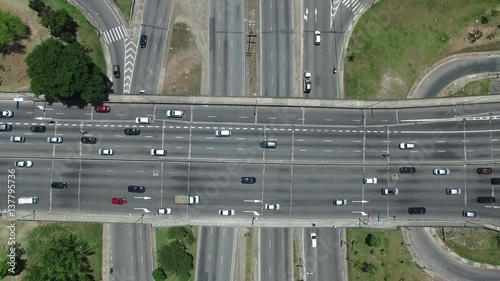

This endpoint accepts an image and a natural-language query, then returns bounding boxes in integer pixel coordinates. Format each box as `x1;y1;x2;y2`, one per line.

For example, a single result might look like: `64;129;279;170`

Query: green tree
24;234;95;281
157;240;193;277
26;38;106;105
0;242;27;278
47;9;78;43
360;261;376;274
365;233;381;247
0;11;30;55
28;0;47;15
152;267;167;281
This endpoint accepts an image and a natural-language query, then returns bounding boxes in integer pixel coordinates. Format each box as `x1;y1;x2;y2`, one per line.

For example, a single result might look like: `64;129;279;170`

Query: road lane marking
208;116;217;118
238;116;247;119
145;136;153;138
175;136;184;139
206;137;215;139
324;140;332;142
106;170;114;172
353;140;361;143
297;139;305;142
237;138;245;140
206;147;214;150
438;150;446;153
353;150;361;153
114;135;123;138
175;147;183;149
324;149;333;152
325;119;333;121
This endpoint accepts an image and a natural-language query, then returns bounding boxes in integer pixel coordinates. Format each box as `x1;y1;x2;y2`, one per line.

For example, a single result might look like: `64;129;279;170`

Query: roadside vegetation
346;228;432;281
451;79;493;97
436;227;500;266
345;0;500;100
113;0;133;21
245;228;256;281
164;22;202;95
0;222;102;280
154;226;198;281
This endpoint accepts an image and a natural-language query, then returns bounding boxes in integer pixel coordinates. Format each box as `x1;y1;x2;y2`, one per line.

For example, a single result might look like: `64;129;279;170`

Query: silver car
433;168;450;175
215;129;231;137
265;204;280;210
151;149;167;156
166;110;184;118
10;136;25;142
446;188;461;195
219;209;235;216
135;117;152;124
333;199;347;205
47;136;63;143
15;160;33;168
1;110;13;118
382;188;399;195
99;149;114;156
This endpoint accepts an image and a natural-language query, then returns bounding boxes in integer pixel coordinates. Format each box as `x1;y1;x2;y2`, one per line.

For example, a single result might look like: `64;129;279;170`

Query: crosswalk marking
342;0;362;13
102;25;127;44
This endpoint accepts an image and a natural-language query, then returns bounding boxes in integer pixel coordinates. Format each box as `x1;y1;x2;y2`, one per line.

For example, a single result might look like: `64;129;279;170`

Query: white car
151;149;167;156
399;143;415;149
219;209;235;216
10;136;25;142
265;204;280;210
215;129;231;137
1;110;13;118
446;188;461;195
314;31;321;45
433;168;450;175
157;208;172;215
135;117;152;124
462;210;477;218
310;232;317;248
363;178;377;184
166;110;184;118
333;199;347;206
47;136;63;143
99;149;114;156
15;160;33;168
381;188;399;195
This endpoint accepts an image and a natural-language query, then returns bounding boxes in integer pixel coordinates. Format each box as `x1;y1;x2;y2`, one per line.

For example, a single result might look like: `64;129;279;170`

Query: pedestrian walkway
102;25;127;44
342;0;362;13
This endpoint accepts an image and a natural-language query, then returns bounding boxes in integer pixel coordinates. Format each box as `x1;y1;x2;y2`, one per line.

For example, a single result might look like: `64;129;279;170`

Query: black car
30;125;46;133
0;124;12;131
408;207;426;215
113;65;120;79
128;185;146;193
124;128;141;135
51;182;67;189
399;167;416;174
81;136;97;144
491;178;500;184
241;177;256;184
140;35;147;48
477;197;496;204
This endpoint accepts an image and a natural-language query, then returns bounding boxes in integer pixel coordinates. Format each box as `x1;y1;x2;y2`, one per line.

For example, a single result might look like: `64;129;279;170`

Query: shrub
365;233;381;247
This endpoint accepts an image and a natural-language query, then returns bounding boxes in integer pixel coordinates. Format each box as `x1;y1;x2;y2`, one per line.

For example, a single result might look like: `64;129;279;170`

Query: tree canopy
25;38;106;105
24;234;95;281
157;240;193;279
0;10;30;55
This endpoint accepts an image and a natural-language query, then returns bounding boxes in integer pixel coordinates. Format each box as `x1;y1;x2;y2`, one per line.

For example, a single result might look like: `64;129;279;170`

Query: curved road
408;227;500;281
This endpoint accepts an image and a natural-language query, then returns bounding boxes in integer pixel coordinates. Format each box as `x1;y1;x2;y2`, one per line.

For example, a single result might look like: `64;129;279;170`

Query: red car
477;168;492;174
111;198;127;205
95;105;111;113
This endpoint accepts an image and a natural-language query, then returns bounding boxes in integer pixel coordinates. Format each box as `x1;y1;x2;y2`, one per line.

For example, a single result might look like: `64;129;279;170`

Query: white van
18;196;39;204
310;232;317;248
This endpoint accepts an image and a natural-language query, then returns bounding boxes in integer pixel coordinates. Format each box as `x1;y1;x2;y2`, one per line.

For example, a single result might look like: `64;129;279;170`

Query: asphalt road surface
260;228;293;281
1;101;500;222
408;227;500;281
74;0;125;94
261;0;293;97
196;226;236;281
208;0;245;96
303;228;345;281
131;0;173;95
108;223;154;281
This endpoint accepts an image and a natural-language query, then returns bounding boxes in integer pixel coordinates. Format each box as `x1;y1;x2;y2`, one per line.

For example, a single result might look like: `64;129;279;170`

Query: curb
428;227;500;270
401;227;438;279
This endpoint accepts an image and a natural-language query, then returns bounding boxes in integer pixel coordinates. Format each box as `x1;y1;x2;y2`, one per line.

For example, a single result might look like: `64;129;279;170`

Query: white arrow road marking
133;208;151;213
133;196;152;200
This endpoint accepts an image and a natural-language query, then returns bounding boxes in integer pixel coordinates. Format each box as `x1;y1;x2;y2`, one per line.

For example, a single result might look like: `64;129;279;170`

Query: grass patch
113;0;133;20
345;0;500;100
292;236;300;281
436;227;500;266
44;0;106;71
155;226;199;281
169;23;196;56
452;79;492;97
22;222;102;280
346;228;431;281
245;228;255;281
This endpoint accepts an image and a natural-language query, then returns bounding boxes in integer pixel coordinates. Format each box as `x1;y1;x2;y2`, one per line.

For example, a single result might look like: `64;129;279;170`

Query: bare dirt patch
162;0;208;95
0;0;51;92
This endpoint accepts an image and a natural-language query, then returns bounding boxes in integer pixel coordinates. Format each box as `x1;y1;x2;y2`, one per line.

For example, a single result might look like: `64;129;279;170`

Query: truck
174;195;199;205
18;196;39;204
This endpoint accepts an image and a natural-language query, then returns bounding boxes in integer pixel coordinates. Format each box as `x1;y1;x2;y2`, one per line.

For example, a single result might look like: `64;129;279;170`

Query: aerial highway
208;0;245;96
261;0;293;98
196;227;236;281
131;0;173;95
303;228;345;281
1;101;499;224
107;223;154;281
73;0;126;94
260;228;293;281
